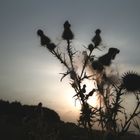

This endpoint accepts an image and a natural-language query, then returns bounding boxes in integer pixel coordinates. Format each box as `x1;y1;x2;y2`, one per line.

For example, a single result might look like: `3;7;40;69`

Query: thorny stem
80;50;93;79
67;40;74;71
99;96;104;131
52;49;70;70
112;87;123;131
66;40;86;105
120;94;140;135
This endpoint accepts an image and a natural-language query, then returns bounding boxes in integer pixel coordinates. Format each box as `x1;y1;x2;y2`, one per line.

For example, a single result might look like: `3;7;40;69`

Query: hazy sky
0;0;140;122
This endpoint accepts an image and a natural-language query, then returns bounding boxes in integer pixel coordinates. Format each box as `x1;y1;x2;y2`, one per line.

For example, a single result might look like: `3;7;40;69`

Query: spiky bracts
121;71;140;92
62;20;74;41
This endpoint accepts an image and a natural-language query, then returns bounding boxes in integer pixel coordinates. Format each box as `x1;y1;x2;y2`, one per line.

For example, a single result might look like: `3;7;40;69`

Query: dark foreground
0;100;139;140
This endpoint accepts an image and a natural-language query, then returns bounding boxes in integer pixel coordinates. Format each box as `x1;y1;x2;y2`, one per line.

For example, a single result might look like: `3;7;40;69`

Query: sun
58;78;99;123
82;79;99;107
87;92;99;107
65;78;99;110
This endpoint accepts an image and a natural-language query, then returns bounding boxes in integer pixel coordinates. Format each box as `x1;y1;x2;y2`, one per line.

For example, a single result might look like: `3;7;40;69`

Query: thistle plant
36;21;140;138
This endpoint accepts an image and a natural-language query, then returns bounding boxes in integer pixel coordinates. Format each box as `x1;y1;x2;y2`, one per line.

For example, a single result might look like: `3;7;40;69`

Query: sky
0;0;140;123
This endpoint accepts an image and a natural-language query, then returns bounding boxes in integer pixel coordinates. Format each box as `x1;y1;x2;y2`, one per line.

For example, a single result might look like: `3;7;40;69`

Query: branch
120;94;140;135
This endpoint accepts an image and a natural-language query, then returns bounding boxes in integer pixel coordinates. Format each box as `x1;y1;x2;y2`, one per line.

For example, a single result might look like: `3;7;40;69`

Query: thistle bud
92;29;102;47
62;20;74;40
37;29;51;46
88;44;94;52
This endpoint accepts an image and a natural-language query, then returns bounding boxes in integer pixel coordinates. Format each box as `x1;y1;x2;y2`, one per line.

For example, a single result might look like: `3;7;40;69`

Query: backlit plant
36;21;140;139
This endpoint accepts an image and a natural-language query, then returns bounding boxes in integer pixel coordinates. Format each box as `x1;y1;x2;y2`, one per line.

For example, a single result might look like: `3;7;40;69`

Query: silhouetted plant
121;71;140;92
36;21;140;139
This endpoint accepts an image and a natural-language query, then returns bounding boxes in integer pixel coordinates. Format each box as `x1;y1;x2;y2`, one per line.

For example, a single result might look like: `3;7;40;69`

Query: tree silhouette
37;21;140;139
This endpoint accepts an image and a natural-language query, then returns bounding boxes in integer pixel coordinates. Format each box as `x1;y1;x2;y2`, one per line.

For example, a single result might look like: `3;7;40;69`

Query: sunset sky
0;0;140;123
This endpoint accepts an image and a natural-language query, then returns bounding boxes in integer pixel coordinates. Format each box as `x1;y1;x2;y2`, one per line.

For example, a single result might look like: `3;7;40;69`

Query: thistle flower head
88;44;94;52
62;20;74;40
64;20;71;28
92;29;102;47
108;48;120;60
47;43;56;51
121;71;140;92
95;29;101;34
37;29;44;36
37;29;51;46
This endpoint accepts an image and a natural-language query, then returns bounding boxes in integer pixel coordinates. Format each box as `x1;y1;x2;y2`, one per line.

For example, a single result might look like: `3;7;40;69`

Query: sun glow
65;78;99;110
60;78;99;122
82;79;99;107
42;74;99;122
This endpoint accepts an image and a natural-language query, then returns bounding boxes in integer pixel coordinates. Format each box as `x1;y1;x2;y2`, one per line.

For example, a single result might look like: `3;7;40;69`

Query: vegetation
36;21;140;139
0;100;140;140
